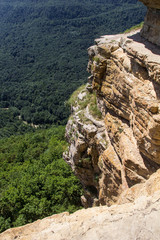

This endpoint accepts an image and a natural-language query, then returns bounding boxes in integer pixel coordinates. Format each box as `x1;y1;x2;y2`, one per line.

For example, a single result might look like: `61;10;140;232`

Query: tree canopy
0;0;146;133
0;126;83;233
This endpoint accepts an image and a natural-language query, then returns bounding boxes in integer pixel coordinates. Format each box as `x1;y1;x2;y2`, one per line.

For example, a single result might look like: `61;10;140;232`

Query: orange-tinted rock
64;29;160;208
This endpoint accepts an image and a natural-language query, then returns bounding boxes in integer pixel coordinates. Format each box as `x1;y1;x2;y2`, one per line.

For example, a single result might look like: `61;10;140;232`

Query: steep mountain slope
0;0;160;239
0;0;146;134
64;0;160;206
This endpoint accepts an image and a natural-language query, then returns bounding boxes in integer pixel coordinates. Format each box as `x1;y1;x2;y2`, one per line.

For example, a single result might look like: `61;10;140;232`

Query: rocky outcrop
1;1;159;237
118;169;160;204
1;190;160;240
139;0;160;46
64;28;160;207
139;0;160;9
63;86;114;207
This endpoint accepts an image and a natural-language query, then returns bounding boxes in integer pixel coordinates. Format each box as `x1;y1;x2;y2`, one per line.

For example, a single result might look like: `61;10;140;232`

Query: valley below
0;0;160;239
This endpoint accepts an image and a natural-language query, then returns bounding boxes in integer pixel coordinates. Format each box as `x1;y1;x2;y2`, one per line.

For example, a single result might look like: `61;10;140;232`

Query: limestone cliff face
64;3;160;207
1;1;160;238
139;0;160;46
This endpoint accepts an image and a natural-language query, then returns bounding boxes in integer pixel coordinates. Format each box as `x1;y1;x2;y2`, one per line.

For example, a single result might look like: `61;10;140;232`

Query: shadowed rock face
139;0;160;46
139;0;160;9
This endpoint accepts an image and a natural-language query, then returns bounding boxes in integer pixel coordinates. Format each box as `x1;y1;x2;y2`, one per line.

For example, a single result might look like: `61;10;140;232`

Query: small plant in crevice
94;173;100;183
98;157;104;170
93;56;100;64
89;93;102;120
118;127;123;133
78;111;92;124
83;157;91;162
93;82;102;92
67;84;87;107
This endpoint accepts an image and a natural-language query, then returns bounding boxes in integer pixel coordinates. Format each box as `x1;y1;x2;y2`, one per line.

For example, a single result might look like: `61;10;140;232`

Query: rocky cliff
64;0;160;208
0;0;160;239
139;0;160;46
0;189;160;240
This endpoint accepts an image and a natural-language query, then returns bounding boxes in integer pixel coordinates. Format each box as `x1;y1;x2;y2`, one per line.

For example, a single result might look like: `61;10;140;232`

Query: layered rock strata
139;0;160;46
64;29;160;207
0;1;160;238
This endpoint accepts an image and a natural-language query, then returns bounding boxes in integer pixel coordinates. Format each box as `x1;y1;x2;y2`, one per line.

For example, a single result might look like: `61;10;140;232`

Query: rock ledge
1;190;160;240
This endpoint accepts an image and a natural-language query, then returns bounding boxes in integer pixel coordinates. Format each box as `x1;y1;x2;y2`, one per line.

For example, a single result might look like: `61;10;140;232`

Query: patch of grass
83;157;91;162
89;104;102;119
68;84;102;122
91;64;94;71
110;39;116;43
118;127;123;133
89;94;102;120
93;56;100;64
78;92;91;110
94;82;101;91
78;156;91;167
67;84;87;107
100;138;109;148
78;111;92;124
94;173;100;183
124;22;144;33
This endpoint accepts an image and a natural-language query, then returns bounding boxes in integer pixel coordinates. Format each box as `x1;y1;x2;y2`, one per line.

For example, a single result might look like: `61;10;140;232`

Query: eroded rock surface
139;0;160;9
1;2;160;237
64;29;160;207
139;0;160;46
1;190;160;240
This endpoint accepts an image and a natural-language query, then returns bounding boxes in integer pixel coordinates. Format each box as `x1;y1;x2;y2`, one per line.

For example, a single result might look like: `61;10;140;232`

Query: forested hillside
0;0;146;135
0;0;146;234
0;126;82;232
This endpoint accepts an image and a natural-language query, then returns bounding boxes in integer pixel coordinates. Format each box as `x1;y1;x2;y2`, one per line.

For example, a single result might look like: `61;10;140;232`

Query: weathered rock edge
0;189;160;240
64;29;160;207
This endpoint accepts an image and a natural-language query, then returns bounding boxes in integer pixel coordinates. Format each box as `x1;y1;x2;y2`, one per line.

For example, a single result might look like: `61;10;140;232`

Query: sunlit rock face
64;28;160;207
139;0;160;46
1;190;160;240
0;1;160;238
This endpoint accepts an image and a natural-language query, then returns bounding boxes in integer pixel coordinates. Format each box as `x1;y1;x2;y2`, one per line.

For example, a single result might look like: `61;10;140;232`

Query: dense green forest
0;0;146;234
0;108;35;138
0;126;83;232
0;0;146;134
